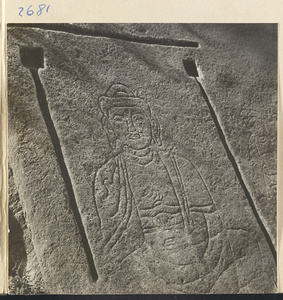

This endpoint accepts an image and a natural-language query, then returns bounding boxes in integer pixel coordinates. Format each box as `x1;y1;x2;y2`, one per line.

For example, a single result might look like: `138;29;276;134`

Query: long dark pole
20;47;98;280
183;58;276;262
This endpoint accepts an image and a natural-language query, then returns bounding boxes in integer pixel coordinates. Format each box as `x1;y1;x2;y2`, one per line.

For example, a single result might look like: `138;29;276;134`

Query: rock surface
8;24;277;294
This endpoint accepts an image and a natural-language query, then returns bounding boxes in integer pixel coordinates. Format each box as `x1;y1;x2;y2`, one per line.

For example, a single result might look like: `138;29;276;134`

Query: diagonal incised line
9;23;199;48
29;68;98;281
195;77;276;262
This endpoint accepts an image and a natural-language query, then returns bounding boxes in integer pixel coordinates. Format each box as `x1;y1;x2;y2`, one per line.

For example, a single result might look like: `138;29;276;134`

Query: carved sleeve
93;157;142;256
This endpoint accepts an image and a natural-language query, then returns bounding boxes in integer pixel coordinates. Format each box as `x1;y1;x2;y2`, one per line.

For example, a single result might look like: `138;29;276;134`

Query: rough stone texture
8;24;277;294
8;166;44;294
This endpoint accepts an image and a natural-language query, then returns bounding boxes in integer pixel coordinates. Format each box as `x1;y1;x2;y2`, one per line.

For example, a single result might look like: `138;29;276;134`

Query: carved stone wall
8;24;277;294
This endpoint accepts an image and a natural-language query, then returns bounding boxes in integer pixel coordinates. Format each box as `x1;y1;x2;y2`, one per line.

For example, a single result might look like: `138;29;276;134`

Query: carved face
108;106;152;150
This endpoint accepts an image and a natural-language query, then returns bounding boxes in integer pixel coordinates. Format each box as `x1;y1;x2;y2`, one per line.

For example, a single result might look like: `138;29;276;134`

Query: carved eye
113;115;124;122
258;136;267;144
133;114;145;123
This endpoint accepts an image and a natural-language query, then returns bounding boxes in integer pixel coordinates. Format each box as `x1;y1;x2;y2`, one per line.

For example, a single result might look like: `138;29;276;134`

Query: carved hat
98;84;151;116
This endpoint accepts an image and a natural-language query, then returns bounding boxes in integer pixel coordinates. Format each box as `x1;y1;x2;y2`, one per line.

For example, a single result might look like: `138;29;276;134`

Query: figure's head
98;84;161;151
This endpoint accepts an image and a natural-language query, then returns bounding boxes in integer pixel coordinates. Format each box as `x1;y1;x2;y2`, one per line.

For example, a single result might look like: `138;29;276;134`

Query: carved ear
101;117;117;149
151;117;162;146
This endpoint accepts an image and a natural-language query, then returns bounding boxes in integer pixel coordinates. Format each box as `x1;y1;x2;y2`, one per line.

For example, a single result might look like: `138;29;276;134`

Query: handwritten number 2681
18;5;50;17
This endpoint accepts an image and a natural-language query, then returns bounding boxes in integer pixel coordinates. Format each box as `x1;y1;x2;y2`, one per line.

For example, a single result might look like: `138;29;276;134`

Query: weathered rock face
8;24;277;294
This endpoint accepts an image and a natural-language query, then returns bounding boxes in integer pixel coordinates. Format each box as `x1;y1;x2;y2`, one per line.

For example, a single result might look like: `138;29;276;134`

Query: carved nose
127;117;136;132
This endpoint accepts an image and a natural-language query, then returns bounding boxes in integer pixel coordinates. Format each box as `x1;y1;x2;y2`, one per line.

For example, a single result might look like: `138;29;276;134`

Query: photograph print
7;23;277;294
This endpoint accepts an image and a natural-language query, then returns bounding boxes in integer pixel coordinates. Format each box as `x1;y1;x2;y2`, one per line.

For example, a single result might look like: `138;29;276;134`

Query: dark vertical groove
195;77;276;262
29;68;98;280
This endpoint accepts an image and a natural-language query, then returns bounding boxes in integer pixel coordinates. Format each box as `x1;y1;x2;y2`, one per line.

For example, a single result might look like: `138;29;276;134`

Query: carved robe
93;148;275;293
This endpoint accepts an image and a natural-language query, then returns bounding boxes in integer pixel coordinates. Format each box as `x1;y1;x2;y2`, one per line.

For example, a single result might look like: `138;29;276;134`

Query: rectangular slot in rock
20;47;44;69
